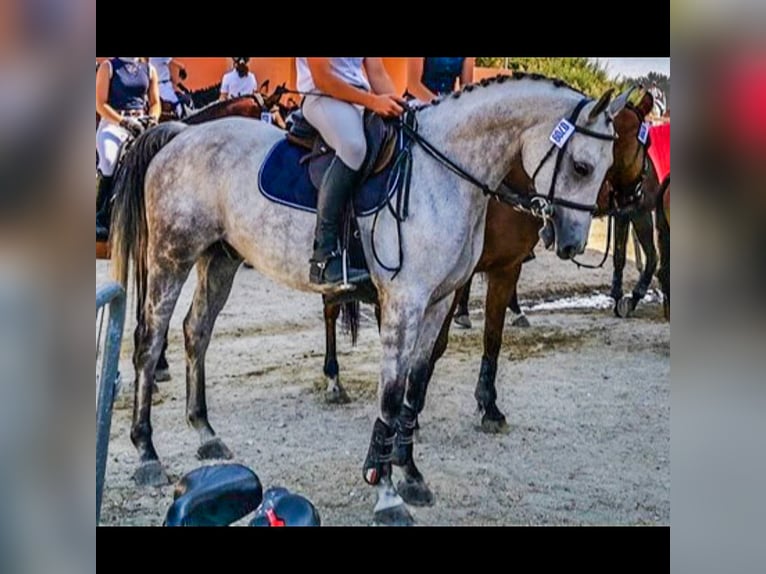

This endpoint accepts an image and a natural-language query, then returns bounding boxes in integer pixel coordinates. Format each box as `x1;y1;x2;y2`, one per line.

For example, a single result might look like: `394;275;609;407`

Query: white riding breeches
96;119;131;177
302;94;367;171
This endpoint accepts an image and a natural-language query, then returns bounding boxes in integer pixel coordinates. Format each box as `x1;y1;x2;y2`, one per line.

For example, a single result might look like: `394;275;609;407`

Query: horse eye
573;161;592;177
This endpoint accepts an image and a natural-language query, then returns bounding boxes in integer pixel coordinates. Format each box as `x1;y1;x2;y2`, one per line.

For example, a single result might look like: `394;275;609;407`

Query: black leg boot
309;158;370;290
96;174;113;242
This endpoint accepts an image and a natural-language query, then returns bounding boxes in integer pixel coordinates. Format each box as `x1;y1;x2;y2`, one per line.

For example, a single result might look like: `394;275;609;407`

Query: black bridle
399;97;617;220
608;103;652;216
367;97;617;278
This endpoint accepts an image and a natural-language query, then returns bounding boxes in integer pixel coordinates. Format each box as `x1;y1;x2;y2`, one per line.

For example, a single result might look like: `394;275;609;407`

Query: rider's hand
120;116;145;137
145;116;159;129
369;94;407;118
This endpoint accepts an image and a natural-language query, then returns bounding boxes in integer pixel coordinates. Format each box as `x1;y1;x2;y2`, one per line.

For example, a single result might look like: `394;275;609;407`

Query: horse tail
340;301;360;347
110;122;188;323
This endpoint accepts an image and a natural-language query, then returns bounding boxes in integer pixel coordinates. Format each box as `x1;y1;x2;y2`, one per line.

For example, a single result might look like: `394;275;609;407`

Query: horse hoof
155;368;172;383
397;478;435;507
324;385;351;405
615;296;634;318
511;313;531;328
453;314;472;329
372;504;415;526
197;438;234;461
480;414;510;434
133;461;169;487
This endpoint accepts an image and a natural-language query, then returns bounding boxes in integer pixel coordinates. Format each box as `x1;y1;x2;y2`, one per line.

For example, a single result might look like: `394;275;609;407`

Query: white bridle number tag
550;119;575;148
638;122;650;144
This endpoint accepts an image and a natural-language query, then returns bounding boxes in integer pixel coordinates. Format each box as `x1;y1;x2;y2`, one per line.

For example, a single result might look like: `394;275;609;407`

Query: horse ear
607;85;636;118
588;88;614;121
635;89;654;117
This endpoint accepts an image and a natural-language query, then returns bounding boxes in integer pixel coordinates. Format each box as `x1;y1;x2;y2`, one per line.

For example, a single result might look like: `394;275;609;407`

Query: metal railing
96;282;126;524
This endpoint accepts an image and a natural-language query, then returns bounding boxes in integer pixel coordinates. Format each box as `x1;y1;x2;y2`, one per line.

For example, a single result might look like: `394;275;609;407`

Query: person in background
405;57;475;102
648;81;666;119
219;57;257;100
149;57;188;118
95;57;160;241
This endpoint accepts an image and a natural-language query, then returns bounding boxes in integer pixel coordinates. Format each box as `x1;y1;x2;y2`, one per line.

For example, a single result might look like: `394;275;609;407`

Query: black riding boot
309;158;370;289
96;174;113;242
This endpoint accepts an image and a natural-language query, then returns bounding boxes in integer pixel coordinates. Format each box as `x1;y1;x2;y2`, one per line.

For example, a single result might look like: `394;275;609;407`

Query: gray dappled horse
110;74;623;525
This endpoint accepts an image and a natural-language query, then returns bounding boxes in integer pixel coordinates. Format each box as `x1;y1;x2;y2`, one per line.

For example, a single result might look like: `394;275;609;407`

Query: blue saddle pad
258;138;396;217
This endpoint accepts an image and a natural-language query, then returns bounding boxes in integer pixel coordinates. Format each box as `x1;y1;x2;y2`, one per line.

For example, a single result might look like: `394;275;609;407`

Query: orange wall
96;58;499;99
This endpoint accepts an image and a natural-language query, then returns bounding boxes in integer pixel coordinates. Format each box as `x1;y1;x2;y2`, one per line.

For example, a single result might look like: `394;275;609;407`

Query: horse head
598;85;654;212
513;82;629;259
262;82;288;112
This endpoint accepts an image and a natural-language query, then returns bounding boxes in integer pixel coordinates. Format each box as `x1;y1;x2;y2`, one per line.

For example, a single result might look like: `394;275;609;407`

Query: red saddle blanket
648;122;670;183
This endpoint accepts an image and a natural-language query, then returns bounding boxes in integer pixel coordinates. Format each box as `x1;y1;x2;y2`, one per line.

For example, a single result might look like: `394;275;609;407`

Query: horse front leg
362;295;425;526
611;214;630;316
476;266;520;433
322;299;351;404
394;296;454;507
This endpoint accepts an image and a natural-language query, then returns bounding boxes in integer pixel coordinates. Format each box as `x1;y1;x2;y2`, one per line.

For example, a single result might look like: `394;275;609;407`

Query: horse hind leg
183;243;242;460
322;300;351;404
131;261;195;487
453;274;473;329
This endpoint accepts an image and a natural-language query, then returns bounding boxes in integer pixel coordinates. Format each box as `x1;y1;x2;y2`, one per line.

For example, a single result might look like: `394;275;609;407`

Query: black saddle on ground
164;463;263;526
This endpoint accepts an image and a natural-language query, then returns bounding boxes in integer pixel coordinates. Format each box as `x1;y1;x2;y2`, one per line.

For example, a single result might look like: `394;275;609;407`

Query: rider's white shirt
296;58;371;93
221;70;257;98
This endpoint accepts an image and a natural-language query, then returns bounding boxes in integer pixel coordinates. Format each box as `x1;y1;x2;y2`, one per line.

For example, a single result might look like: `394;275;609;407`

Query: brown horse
453;91;667;324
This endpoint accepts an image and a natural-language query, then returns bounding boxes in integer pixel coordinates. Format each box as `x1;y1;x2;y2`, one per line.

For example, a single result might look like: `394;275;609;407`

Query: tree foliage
623;71;670;109
476;57;626;97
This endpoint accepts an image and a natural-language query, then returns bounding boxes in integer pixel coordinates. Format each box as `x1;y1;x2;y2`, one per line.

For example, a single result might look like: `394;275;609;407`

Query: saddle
164;463;263;526
286;109;399;187
277;109;399;303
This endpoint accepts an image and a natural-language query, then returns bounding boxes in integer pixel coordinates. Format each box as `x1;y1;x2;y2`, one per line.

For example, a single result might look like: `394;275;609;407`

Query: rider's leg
302;95;370;289
96;120;130;240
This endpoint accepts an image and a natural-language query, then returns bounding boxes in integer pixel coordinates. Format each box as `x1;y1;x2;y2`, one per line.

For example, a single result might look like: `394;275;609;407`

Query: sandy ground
96;219;669;526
